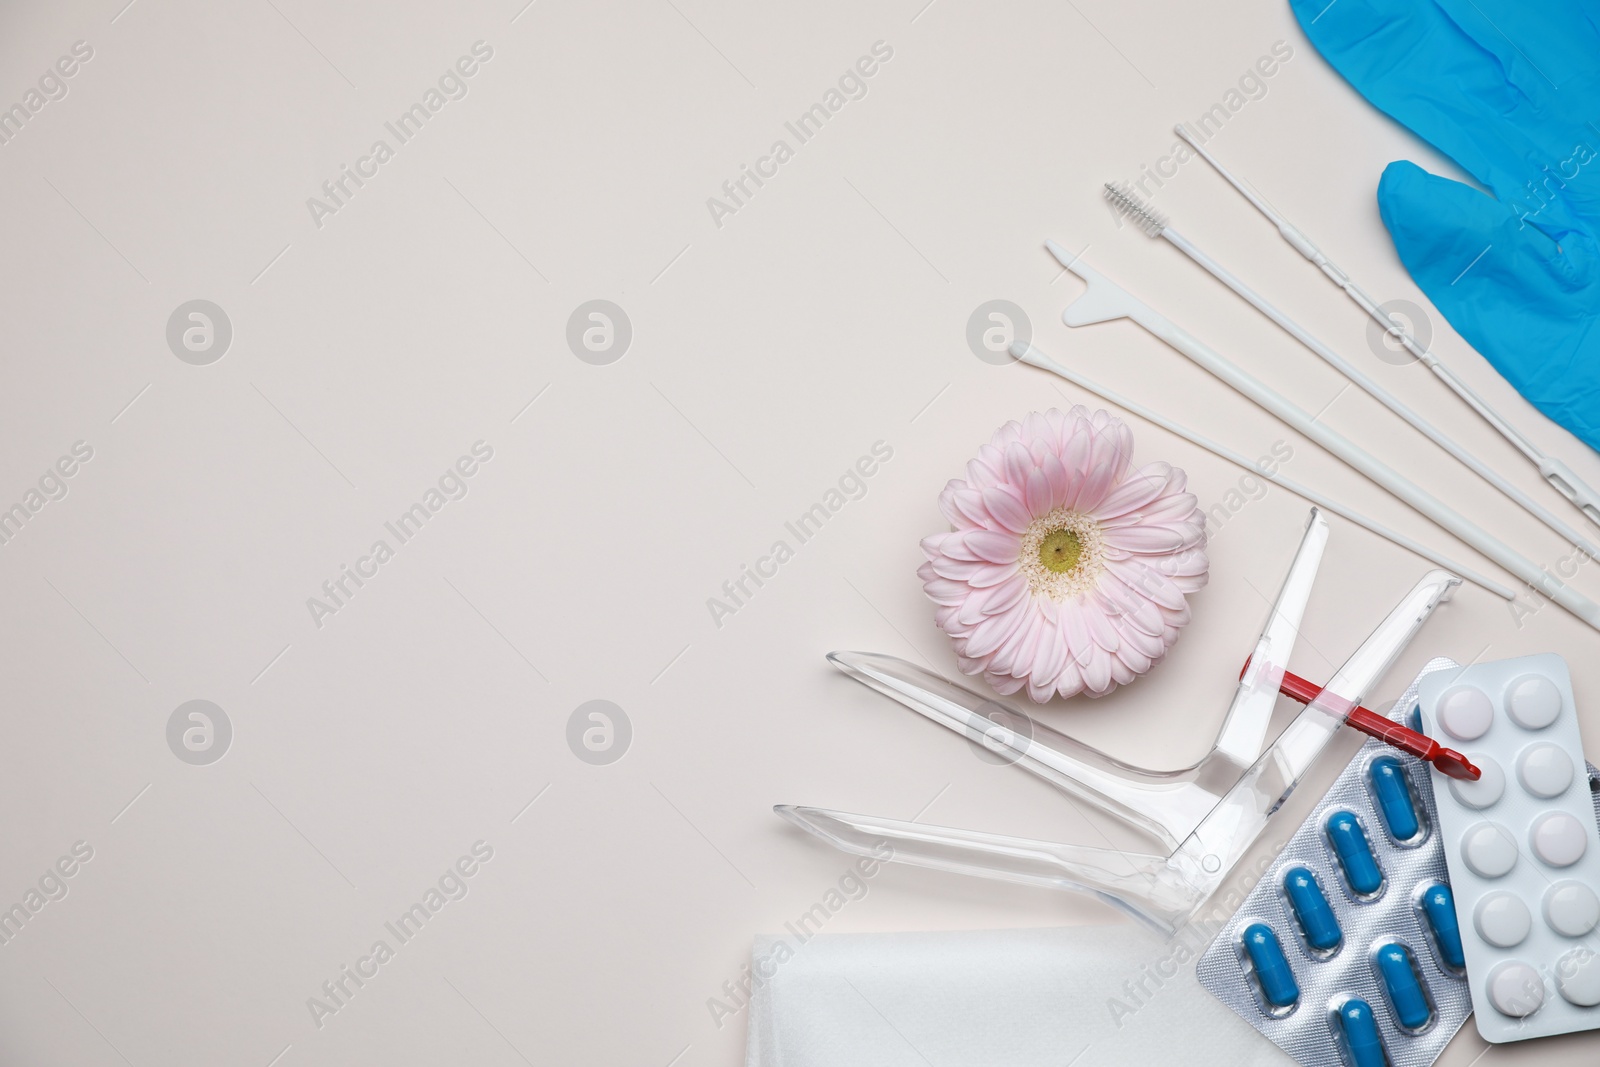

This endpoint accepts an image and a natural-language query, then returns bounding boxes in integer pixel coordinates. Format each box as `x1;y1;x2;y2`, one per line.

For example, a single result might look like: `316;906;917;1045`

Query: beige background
1;0;1597;1063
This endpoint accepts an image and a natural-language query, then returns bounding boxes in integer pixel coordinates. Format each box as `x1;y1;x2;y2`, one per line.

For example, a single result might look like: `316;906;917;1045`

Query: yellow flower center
1038;528;1083;573
1019;508;1105;600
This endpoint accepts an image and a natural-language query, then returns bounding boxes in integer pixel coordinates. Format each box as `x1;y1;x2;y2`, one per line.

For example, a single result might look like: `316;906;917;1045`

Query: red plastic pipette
1241;658;1481;781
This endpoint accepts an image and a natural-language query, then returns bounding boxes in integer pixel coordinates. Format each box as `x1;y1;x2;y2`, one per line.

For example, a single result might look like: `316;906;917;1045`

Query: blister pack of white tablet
1416;653;1600;1043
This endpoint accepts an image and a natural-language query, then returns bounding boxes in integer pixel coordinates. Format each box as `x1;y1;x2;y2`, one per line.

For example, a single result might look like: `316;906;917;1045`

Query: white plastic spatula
1042;239;1600;632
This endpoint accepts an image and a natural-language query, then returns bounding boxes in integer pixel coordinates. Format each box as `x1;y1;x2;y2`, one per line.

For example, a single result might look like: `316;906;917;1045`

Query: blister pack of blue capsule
1197;658;1600;1066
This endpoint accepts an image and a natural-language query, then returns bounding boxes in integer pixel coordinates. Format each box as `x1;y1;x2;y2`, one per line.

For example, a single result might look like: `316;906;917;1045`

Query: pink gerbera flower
918;408;1208;702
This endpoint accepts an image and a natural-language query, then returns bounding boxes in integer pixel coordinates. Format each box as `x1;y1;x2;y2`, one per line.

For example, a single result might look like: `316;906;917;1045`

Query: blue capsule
1335;997;1387;1067
1405;702;1423;734
1326;810;1385;896
1369;756;1422;841
1283;866;1342;953
1419;882;1465;970
1241;922;1300;1009
1373;941;1433;1030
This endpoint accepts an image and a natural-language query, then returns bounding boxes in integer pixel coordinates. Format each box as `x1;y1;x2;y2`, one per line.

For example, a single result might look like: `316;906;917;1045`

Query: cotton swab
1010;339;1517;601
1041;238;1600;630
1102;181;1600;564
1172;123;1600;532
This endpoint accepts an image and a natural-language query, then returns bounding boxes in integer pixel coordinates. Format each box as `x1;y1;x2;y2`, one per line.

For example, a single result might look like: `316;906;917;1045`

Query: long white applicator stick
1173;123;1600;530
1011;339;1517;600
1103;181;1600;563
1043;239;1600;630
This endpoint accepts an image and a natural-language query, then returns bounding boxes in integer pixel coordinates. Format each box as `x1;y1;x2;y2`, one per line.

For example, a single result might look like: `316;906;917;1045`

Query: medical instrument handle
773;804;1204;935
1174;123;1600;530
1539;456;1600;528
780;571;1454;935
1011;341;1517;602
1048;243;1600;630
825;508;1329;855
1159;226;1600;561
826;650;1218;851
1213;509;1327;766
1177;570;1459;896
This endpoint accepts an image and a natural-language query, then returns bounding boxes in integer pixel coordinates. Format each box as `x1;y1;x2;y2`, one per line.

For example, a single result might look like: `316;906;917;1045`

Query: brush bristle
1103;182;1166;237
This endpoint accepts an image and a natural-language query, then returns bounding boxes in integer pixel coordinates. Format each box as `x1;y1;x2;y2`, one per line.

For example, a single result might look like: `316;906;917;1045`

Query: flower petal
1004;441;1034;488
1054;660;1083;698
1111;613;1167;659
950;489;992;530
937;480;971;527
1040;452;1071;512
989;608;1039;675
928;556;988;581
1117;643;1153;676
1071;448;1121;512
966;444;1007;490
1082;646;1113;694
1101;523;1189;554
982;485;1033;534
1058;597;1093;667
1154;546;1211;585
956;654;988;677
1093;463;1172;520
1061;428;1091;488
1032;616;1066;682
1023;468;1053;516
991;421;1024;450
1109;558;1186;611
963;529;1023;564
985;672;1026;696
923;532;978;562
919;564;971;606
1105;420;1135;479
957;591;992;627
1117;491;1200;528
963;605;1028;657
1095;574;1164;636
967;561;1020;588
1083;597;1121;654
981;574;1029;615
1107;656;1137;689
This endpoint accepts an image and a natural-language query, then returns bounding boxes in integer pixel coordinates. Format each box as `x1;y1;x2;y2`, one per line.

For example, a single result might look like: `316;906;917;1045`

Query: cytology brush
1102;180;1600;563
1173;123;1600;530
1010;338;1517;603
1043;238;1600;632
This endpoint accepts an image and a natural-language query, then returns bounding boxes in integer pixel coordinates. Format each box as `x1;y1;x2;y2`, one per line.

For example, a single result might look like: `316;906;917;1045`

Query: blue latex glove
1290;0;1600;452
